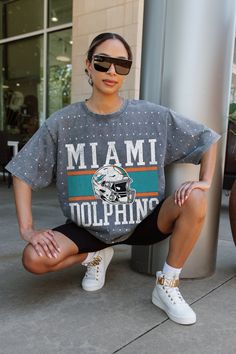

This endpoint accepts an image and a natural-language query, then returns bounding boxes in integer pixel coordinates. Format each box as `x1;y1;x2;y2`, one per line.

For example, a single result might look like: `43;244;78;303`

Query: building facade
1;0;235;141
0;0;144;143
0;0;235;277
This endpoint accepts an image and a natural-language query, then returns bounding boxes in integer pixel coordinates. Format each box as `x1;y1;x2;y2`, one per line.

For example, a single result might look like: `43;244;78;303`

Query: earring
88;75;93;86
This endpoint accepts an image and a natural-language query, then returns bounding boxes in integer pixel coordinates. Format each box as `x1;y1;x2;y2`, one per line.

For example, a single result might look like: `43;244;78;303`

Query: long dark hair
85;32;133;82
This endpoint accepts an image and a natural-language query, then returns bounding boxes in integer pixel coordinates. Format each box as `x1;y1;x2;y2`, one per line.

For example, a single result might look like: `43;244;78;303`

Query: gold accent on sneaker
87;256;102;267
157;275;179;288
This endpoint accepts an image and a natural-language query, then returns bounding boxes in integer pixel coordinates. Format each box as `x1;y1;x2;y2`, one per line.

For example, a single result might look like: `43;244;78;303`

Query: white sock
162;262;182;279
81;252;97;265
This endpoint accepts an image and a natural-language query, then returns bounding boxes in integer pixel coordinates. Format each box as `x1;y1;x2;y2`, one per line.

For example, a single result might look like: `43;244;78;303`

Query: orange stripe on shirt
67;170;97;176
136;192;159;197
68;196;97;201
67;166;158;175
126;166;158;172
69;192;158;202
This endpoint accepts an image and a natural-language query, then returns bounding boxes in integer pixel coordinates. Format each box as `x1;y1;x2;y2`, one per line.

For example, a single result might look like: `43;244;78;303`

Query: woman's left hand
174;181;210;207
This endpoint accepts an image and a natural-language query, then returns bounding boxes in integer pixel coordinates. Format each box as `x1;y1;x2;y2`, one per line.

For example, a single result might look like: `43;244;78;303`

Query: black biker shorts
53;199;171;253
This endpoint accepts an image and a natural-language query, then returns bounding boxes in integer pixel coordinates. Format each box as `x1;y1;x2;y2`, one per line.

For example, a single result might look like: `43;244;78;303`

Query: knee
22;244;48;275
184;189;207;220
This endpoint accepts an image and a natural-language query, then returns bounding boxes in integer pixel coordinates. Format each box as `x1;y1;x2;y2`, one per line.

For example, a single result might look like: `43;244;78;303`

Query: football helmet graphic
92;165;136;205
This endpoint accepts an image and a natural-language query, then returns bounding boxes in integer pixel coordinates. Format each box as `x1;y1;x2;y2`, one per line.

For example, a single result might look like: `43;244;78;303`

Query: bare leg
157;189;207;268
22;231;88;274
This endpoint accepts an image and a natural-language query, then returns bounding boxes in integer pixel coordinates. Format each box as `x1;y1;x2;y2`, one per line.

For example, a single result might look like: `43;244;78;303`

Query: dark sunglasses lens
93;56;132;75
113;58;132;75
93;61;111;72
115;65;130;75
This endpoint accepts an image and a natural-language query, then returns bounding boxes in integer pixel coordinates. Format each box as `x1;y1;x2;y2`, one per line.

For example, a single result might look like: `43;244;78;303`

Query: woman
6;32;220;325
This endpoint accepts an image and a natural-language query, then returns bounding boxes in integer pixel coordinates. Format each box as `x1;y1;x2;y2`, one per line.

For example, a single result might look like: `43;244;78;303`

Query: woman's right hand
12;177;61;259
21;229;61;259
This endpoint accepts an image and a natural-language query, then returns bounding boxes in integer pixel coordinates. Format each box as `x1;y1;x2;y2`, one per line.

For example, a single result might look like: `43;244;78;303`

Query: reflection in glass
48;0;72;28
0;0;43;39
48;29;72;116
0;36;43;142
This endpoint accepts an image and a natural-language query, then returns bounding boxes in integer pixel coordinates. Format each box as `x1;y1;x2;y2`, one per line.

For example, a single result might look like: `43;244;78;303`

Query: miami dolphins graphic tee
6;99;220;243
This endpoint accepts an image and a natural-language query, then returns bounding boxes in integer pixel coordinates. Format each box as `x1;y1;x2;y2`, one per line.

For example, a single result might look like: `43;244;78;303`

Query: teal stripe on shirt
67;169;158;198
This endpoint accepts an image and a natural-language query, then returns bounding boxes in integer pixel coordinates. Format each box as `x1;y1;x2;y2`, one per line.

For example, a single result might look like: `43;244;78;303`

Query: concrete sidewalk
0;183;235;354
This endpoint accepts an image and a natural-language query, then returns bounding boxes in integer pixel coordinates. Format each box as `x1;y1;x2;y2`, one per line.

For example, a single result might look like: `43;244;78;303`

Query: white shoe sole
82;247;114;292
152;292;196;325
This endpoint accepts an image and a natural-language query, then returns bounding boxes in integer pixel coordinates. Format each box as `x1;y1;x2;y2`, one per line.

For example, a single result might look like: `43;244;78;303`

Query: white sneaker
81;247;114;291
152;271;196;325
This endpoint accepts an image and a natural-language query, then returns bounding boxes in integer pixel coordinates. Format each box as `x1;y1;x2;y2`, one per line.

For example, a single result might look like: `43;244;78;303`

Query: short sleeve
164;109;221;166
6;123;57;190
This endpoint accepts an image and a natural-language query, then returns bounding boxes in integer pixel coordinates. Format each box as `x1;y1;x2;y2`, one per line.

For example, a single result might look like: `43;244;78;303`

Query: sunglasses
93;55;132;75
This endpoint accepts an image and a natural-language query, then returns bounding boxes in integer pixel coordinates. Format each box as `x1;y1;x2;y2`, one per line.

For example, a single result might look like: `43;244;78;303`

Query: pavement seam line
112;318;169;353
112;274;236;353
190;274;236;305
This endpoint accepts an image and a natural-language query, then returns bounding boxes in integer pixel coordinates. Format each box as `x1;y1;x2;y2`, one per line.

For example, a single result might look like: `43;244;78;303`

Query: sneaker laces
84;255;102;280
164;286;185;305
157;274;186;305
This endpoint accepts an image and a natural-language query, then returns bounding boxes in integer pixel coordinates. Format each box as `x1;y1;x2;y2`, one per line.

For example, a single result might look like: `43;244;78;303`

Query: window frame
0;0;72;127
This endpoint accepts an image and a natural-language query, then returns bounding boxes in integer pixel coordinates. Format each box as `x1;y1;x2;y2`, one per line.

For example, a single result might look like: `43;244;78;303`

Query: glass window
47;29;72;116
0;0;72;146
0;36;43;141
48;0;72;27
0;0;44;39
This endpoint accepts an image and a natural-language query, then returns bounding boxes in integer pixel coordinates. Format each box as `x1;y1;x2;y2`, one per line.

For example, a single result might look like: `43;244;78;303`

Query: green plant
229;103;236;135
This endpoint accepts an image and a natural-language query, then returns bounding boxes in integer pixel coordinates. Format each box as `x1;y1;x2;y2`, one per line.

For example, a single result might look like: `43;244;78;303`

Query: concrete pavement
0;183;235;354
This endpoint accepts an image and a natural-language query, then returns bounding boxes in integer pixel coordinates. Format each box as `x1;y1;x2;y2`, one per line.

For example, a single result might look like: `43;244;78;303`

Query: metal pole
131;0;236;277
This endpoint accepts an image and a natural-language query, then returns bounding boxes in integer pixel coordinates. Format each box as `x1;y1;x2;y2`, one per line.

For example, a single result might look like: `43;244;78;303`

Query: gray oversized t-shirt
6;99;220;243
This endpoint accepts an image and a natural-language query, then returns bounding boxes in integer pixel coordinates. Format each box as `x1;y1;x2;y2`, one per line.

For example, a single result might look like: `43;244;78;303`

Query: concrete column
132;0;236;277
